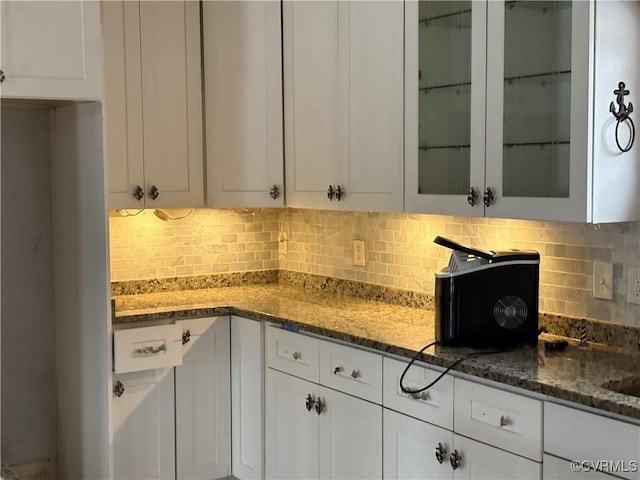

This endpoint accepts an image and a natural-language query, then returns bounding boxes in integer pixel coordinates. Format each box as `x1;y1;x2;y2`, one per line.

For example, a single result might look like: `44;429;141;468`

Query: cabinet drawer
544;402;640;480
113;324;183;373
383;357;453;430
319;340;382;404
266;325;319;383
454;378;542;461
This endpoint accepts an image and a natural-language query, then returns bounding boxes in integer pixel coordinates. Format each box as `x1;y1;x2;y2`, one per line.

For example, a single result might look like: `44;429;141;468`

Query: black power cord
399;341;509;394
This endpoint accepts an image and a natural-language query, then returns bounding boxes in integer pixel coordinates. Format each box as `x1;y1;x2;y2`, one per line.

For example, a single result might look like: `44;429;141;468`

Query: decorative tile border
112;269;639;349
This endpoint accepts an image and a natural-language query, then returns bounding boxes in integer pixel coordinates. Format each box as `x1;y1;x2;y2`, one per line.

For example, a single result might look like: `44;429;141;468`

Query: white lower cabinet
265;368;382;480
175;317;231;479
383;409;453;479
543;454;620;480
112;368;176;480
231;316;264;480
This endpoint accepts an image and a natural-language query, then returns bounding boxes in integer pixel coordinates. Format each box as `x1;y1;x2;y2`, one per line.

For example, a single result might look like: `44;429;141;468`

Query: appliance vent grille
493;295;528;329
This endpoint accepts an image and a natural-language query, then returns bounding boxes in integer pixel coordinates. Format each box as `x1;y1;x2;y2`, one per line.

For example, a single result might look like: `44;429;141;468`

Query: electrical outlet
278;232;288;256
353;239;365;267
628;267;640;305
592;261;613;300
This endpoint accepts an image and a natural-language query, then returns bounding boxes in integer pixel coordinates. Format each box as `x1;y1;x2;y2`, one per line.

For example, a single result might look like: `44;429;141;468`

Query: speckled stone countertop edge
114;300;640;422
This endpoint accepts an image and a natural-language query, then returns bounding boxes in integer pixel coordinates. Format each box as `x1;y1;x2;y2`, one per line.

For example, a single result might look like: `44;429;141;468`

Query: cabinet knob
499;415;511;427
269;185;280;200
435;442;447;464
467;187;478;206
334;185;344;201
483;187;495;207
350;369;361;379
149;185;159;200
409;390;430;401
292;350;301;361
315;397;325;415
182;329;191;345
113;380;125;398
327;185;335;201
0;69;5;83
449;449;462;470
333;366;344;374
133;185;144;201
305;393;315;412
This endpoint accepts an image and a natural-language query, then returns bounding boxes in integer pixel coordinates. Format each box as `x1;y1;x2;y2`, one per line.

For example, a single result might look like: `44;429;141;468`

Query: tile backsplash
109;207;640;326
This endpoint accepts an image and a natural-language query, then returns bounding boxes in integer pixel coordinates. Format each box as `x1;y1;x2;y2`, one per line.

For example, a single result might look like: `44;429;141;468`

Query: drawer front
319;340;382;403
454;378;542;461
383;357;453;430
266;325;319;383
113;324;183;373
544;402;640;480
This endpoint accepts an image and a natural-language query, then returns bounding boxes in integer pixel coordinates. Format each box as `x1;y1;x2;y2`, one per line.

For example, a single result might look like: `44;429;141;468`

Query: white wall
1;107;57;465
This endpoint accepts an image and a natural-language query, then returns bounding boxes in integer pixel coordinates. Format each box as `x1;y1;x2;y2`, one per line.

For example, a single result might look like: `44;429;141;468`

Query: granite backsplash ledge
111;270;640;350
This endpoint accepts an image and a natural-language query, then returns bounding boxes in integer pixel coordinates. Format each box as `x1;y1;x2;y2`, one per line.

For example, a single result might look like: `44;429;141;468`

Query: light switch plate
592;261;613;300
627;267;640;305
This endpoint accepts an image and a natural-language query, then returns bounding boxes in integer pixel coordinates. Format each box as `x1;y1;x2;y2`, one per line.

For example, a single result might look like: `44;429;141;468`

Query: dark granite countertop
113;283;640;422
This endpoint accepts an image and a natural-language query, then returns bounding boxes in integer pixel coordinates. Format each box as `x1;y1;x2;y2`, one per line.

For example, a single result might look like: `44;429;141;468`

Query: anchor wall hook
609;81;635;152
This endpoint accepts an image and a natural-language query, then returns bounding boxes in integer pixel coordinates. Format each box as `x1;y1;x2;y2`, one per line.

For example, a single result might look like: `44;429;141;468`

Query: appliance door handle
433;235;494;260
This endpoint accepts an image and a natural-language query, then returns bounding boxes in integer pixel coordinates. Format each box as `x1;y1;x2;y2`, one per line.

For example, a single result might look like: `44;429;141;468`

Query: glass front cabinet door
406;0;640;223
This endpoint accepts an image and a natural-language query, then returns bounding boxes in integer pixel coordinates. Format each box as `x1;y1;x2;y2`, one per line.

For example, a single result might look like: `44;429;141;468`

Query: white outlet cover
353;239;365;267
628;267;640;305
592;261;613;300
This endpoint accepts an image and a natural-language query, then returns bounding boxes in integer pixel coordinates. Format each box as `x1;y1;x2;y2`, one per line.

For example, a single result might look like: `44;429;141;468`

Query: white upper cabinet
203;1;284;208
0;0;102;101
283;0;404;212
406;0;640;223
102;1;204;210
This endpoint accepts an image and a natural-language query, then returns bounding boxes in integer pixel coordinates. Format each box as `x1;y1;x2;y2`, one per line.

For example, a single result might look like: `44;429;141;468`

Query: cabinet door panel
283;0;345;207
203;1;284;208
345;1;404;212
102;0;145;210
139;1;203;208
319;386;382;479
404;0;486;216
383;410;452;480
265;369;319;479
176;317;230;479
112;369;175;480
0;0;101;100
452;435;541;480
231;316;264;480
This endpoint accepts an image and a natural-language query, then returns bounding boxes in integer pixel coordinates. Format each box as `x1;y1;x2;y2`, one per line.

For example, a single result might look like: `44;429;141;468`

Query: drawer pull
350;369;361;379
305;393;315;412
315;397;326;415
292;351;301;361
333;366;344;374
182;329;191;345
435;442;447;464
450;449;462;470
134;342;167;356
499;415;511;427
409;391;430;401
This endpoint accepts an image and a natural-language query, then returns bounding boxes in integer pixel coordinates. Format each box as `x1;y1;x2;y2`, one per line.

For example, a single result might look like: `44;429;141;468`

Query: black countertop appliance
434;236;540;348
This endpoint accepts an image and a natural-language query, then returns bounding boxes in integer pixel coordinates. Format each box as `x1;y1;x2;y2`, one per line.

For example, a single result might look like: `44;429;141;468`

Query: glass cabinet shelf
504;141;569;148
505;70;570;84
419;145;470;151
420;81;471;93
420;9;471;25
